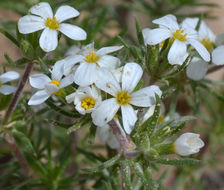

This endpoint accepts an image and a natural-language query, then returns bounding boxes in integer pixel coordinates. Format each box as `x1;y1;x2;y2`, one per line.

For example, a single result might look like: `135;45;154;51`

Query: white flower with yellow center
0;71;19;95
145;14;210;65
92;62;161;134
174;132;204;156
96;118;124;149
63;42;123;86
18;2;86;52
28;60;73;105
66;85;101;115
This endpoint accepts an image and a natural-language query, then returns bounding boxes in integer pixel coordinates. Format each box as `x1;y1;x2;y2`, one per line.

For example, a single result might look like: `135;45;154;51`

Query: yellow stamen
45;16;60;30
81;97;96;110
86;51;100;63
201;38;213;51
116;91;130;105
49;80;60;87
173;30;187;42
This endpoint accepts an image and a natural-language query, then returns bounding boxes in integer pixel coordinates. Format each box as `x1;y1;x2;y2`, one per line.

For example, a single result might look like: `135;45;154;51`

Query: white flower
63;42;123;86
0;71;19;95
174;132;204;156
186;57;208;81
92;62;161;134
212;45;224;65
145;14;210;65
96;118;124;149
28;60;73;105
18;2;86;52
66;85;101;115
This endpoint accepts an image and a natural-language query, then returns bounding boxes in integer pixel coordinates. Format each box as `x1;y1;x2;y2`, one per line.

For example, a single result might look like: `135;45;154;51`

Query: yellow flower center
173;30;187;42
116;91;131;105
201;38;213;51
45;16;60;30
81;97;96;110
86;51;100;63
49;80;60;86
0;81;2;87
158;116;165;124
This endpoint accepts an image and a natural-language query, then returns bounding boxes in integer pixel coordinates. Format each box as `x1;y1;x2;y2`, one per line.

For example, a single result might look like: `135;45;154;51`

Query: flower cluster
16;3;207;156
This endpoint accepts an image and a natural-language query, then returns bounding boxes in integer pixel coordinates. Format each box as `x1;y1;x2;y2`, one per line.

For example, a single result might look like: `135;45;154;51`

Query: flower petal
0;71;19;84
45;83;60;95
18;15;45;34
130;86;161;107
168;40;188;65
60;74;73;88
121;62;143;93
66;92;76;104
98;55;121;69
212;46;224;65
96;46;123;55
74;62;98;86
121;105;137;134
146;28;172;45
39;28;58;52
55;5;79;22
63;55;84;76
95;68;120;96
199;21;215;42
29;2;53;19
186;58;208;81
0;85;17;95
91;98;120;127
188;39;210;62
65;45;81;56
181;18;199;29
59;23;86;40
142;28;151;45
51;60;65;81
29;74;51;89
28;90;49;105
153;14;179;30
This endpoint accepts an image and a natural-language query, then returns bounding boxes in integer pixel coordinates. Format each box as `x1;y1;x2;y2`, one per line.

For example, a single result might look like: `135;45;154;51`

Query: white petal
121;105;137;134
98;55;121;69
96;125;110;143
95;68;120;96
130;87;158;107
168;40;187;65
112;66;123;83
59;23;86;40
142;28;151;45
212;46;224;65
215;33;224;46
188;40;210;62
186;58;208;81
74;62;98;86
45;83;60;95
0;85;17;95
39;28;58;52
153;14;179;30
146;28;172;45
28;90;49;105
55;5;79;22
141;105;156;124
91;98;120;127
60;74;73;88
66;92;76;104
181;18;199;29
51;60;65;81
29;74;51;89
199;21;215;42
0;71;19;84
97;46;123;55
65;45;81;56
63;55;84;76
18;15;45;34
121;62;143;93
29;2;53;19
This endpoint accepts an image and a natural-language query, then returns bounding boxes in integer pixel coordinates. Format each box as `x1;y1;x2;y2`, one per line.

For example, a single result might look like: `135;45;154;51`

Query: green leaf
117;35;130;49
4;53;16;67
38;58;51;76
121;161;133;190
0;28;19;47
83;154;121;173
135;19;144;46
154;157;199;166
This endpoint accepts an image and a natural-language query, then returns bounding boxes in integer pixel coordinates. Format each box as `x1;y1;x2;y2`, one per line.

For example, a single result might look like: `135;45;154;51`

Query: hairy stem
207;65;224;74
3;61;34;124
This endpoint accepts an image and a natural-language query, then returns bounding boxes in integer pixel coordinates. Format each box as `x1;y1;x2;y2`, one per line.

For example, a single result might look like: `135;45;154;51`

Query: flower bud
174;133;204;156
